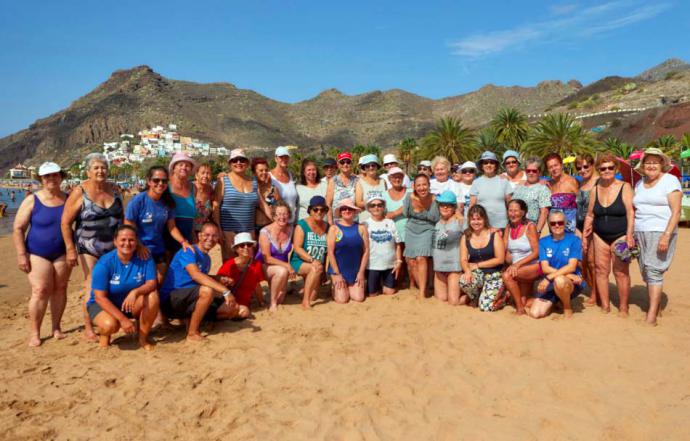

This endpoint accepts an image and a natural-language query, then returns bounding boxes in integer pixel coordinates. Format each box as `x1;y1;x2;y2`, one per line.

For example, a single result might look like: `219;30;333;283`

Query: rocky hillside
1;58;689;171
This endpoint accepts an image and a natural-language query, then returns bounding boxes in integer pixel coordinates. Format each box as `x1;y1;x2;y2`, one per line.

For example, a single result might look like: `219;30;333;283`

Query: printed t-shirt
363;218;401;270
538;233;582;276
125;192;173;256
216;258;264;307
88;250;156;307
160;245;211;301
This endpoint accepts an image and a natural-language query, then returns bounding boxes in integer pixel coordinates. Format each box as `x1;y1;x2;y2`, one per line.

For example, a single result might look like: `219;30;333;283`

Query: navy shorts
87;301;133;321
366;269;396;295
535;278;584;304
161;286;223;322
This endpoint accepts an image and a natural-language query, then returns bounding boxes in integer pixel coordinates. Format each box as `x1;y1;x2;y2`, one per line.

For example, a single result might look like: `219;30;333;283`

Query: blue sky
1;0;689;137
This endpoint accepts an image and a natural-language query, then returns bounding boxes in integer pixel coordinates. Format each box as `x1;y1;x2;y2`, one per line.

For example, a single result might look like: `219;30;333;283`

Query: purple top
255;226;293;263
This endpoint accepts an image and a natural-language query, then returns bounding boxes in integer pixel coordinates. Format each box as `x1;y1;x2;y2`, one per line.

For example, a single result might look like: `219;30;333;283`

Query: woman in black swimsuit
583;153;635;315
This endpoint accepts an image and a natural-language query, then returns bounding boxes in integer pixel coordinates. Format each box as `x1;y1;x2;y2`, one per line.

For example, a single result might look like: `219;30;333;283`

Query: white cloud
450;1;672;58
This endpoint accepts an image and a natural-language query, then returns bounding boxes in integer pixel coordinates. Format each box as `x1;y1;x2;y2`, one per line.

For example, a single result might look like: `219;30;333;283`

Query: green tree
398;137;417;174
522;113;597;158
649;134;680;157
474;126;505;157
603;137;635;159
491;108;529;152
419;117;477;164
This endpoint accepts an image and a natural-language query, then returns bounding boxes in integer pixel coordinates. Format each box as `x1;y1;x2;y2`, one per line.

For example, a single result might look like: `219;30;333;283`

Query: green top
290;219;328;271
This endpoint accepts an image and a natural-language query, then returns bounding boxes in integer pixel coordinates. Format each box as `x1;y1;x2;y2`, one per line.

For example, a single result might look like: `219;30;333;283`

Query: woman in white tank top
502;199;542;315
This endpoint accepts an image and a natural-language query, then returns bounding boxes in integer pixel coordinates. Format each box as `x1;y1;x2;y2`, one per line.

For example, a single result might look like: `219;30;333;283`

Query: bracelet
222;290;232;298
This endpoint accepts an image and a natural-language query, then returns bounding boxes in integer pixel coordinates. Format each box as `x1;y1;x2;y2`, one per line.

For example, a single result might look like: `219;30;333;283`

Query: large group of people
13;145;682;349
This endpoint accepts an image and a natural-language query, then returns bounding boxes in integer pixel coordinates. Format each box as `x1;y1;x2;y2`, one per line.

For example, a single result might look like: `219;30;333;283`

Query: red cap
337;152;352;161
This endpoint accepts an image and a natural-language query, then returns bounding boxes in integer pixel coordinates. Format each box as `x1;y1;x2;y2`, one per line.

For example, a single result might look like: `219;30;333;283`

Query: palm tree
491;108;529;152
474;126;504;157
603;137;635;159
419;117;477;164
522;113;597;158
398;137;417;174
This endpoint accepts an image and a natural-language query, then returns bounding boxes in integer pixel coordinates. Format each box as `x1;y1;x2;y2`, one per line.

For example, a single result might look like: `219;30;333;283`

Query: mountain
637;58;690;82
1;59;689;172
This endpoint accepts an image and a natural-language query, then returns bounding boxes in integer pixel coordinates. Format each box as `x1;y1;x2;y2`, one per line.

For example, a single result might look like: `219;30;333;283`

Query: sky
1;0;689;137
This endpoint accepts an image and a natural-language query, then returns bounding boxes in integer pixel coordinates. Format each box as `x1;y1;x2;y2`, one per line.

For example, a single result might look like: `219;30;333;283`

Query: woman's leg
528;298;554;319
79;254;99;341
592;234;612;313
478;272;505;312
132;291;159;350
502;269;525;314
433;272;449;302
50;256;71;339
553;275;575;318
332;275;350;304
447;273;461;305
646;284;663;325
266;265;289;311
582;236;598;305
298;263;322;309
415;256;429;299
92;311;121;348
348;282;365;302
406;258;417;290
459;270;482;306
27;255;55;347
612;254;631;317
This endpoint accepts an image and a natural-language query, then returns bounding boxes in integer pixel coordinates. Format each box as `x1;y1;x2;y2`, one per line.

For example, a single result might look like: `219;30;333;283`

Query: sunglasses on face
364;164;379;170
439;204;456;209
598;165;615;172
340;206;355;213
383;163;396;167
368;203;384;208
311;207;328;213
235;242;253;249
504;160;518;166
461;169;476;175
525;169;539;174
576;164;591;171
418;166;430;171
230;158;248;164
339;159;352;165
324;165;336;170
151;178;169;184
549;221;565;227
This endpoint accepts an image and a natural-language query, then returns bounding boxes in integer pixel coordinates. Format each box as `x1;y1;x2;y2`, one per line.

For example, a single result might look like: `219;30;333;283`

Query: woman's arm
621;182;635;247
502;225;512;265
354;181;365;210
536;207;549;234
257;185;272;219
583;185;597;239
94;289;131;325
469;195;477;210
357;224;369;282
61;187;83;267
12;195;34;273
212;174;224;227
658;190;682;252
166;219;193;252
460;236;471;274
325;180;335;225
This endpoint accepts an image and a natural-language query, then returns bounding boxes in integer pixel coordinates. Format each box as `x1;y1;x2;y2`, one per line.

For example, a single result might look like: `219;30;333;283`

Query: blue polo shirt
539;233;582;275
87;250;157;307
125;192;174;256
160;245;211;301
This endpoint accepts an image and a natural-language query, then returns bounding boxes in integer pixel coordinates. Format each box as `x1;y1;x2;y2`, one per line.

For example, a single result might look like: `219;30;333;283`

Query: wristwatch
222;290;232;299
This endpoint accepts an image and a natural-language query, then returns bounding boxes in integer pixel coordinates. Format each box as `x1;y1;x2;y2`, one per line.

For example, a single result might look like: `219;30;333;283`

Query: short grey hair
525;157;542;170
548;209;566;221
431;156;450;171
85;153;109;170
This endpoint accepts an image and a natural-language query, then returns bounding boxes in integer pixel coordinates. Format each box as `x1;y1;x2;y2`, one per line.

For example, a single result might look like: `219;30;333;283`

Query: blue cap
436;190;457;205
478;151;499;164
323;158;337;166
502;150;520;163
275;146;291;157
308;195;327;208
359;154;380;166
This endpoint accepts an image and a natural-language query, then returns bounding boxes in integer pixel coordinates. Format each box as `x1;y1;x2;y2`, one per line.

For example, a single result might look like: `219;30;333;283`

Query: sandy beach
1;231;689;441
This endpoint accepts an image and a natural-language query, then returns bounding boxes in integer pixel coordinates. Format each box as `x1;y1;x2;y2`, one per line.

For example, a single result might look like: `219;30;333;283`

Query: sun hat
387;166;405;176
360;154;380;166
366;194;385;206
502;150;521;164
419;160;432;168
275;146;291;157
383;154;399;165
337;152;352;162
232;232;256;248
477;151;499;165
38;162;63;177
323;158;337;167
169;152;198;174
229;148;247;161
336;198;361;215
635;147;672;172
460;161;477;171
436;190;457;205
308;195;328;210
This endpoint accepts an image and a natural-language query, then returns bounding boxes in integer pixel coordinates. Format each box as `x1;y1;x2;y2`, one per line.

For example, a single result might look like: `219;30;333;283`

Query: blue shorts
535;278;584;304
366;269;395;295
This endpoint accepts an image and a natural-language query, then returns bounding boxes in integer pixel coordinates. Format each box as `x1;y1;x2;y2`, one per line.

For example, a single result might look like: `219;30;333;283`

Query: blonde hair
431;156;450;171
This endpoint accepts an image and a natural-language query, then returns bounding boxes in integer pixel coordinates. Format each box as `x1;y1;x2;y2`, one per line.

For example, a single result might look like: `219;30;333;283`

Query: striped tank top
220;175;258;232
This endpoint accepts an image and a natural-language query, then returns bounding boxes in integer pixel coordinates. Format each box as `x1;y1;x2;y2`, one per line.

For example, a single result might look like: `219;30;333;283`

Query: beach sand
1;232;689;440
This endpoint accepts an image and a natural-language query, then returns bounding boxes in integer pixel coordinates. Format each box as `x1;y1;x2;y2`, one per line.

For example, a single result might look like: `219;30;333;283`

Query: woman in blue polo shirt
87;225;158;349
125;166;193;281
529;210;584;319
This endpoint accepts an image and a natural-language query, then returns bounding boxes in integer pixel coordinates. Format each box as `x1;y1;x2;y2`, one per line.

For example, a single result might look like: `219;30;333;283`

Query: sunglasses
461;169;476;174
575;164;591;171
598;165;616;172
368;203;384;208
151;178;169;185
230;157;248;164
549;221;565;227
418;166;430;171
311;207;329;213
323;165;336;169
439;203;456;208
643;161;661;166
383;163;396;167
235;242;253;249
525;169;539;174
504;160;518;166
339;159;352;165
364;163;379;169
340;206;355;212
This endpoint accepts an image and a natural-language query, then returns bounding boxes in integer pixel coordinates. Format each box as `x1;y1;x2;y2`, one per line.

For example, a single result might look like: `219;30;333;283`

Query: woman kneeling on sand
87;225;159;349
529;210;584;319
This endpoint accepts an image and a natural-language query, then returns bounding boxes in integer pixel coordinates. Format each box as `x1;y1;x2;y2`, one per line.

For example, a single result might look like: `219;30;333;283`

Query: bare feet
186;333;206;343
139;337;155;351
563;309;574;318
84;330;99;343
28;335;41;347
53;329;66;340
269;304;279;312
600;306;611;314
513;309;526;316
645;317;658;327
301;302;312;310
584;298;597;306
618;310;629;318
98;335;110;348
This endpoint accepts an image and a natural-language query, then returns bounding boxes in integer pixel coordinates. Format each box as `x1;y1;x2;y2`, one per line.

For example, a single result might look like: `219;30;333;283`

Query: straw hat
635;147;672;172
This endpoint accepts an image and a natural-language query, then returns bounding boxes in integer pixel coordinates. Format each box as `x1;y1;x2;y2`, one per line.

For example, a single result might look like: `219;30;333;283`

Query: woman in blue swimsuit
14;162;72;347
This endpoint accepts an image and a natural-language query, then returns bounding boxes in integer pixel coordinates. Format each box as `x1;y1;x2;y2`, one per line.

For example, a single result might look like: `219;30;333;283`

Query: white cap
229;149;247;160
419;160;432;167
38;162;62;176
383;154;399;165
232;232;256;248
460;161;477;170
367;194;385;205
275;146;290;157
386;166;405;176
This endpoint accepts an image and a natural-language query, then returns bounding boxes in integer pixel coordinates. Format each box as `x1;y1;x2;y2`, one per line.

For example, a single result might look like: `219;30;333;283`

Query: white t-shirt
633;173;681;232
457;182;472;208
382;173;411;189
363;218;401;270
271;172;298;221
429;178;463;203
501;172;527;190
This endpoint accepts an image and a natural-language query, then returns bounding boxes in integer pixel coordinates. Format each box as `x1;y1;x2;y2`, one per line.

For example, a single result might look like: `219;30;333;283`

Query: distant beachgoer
469;151;512;230
166;152;197;253
124;166;192;282
13;162;72;347
417;160;432;178
321;158;337;183
429;156;464;219
160;222;241;342
270;146;298;222
432;191;464;305
583;153;635;316
253;157;281;237
363;195;402;296
296;159;327;221
456;161;476;221
459;205;507;311
256;201;294;312
502;199;541;315
215;149;258;260
193;164;214;237
325;152;358;224
87;225;158;349
290;196;329;308
355;154;387;222
500;150;527;190
216;232;262;316
632;147;682;326
62;153;123;342
529;210;584;319
327;198;369;303
545;153;579;233
381;154;411;188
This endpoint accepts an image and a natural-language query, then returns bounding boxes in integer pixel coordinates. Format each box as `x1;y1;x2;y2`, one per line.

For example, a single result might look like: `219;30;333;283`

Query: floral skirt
459;269;506;312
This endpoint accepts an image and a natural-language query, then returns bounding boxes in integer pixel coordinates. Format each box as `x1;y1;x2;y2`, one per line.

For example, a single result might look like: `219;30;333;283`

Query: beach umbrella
629;151;644;160
681;149;690;159
616;157;639;186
